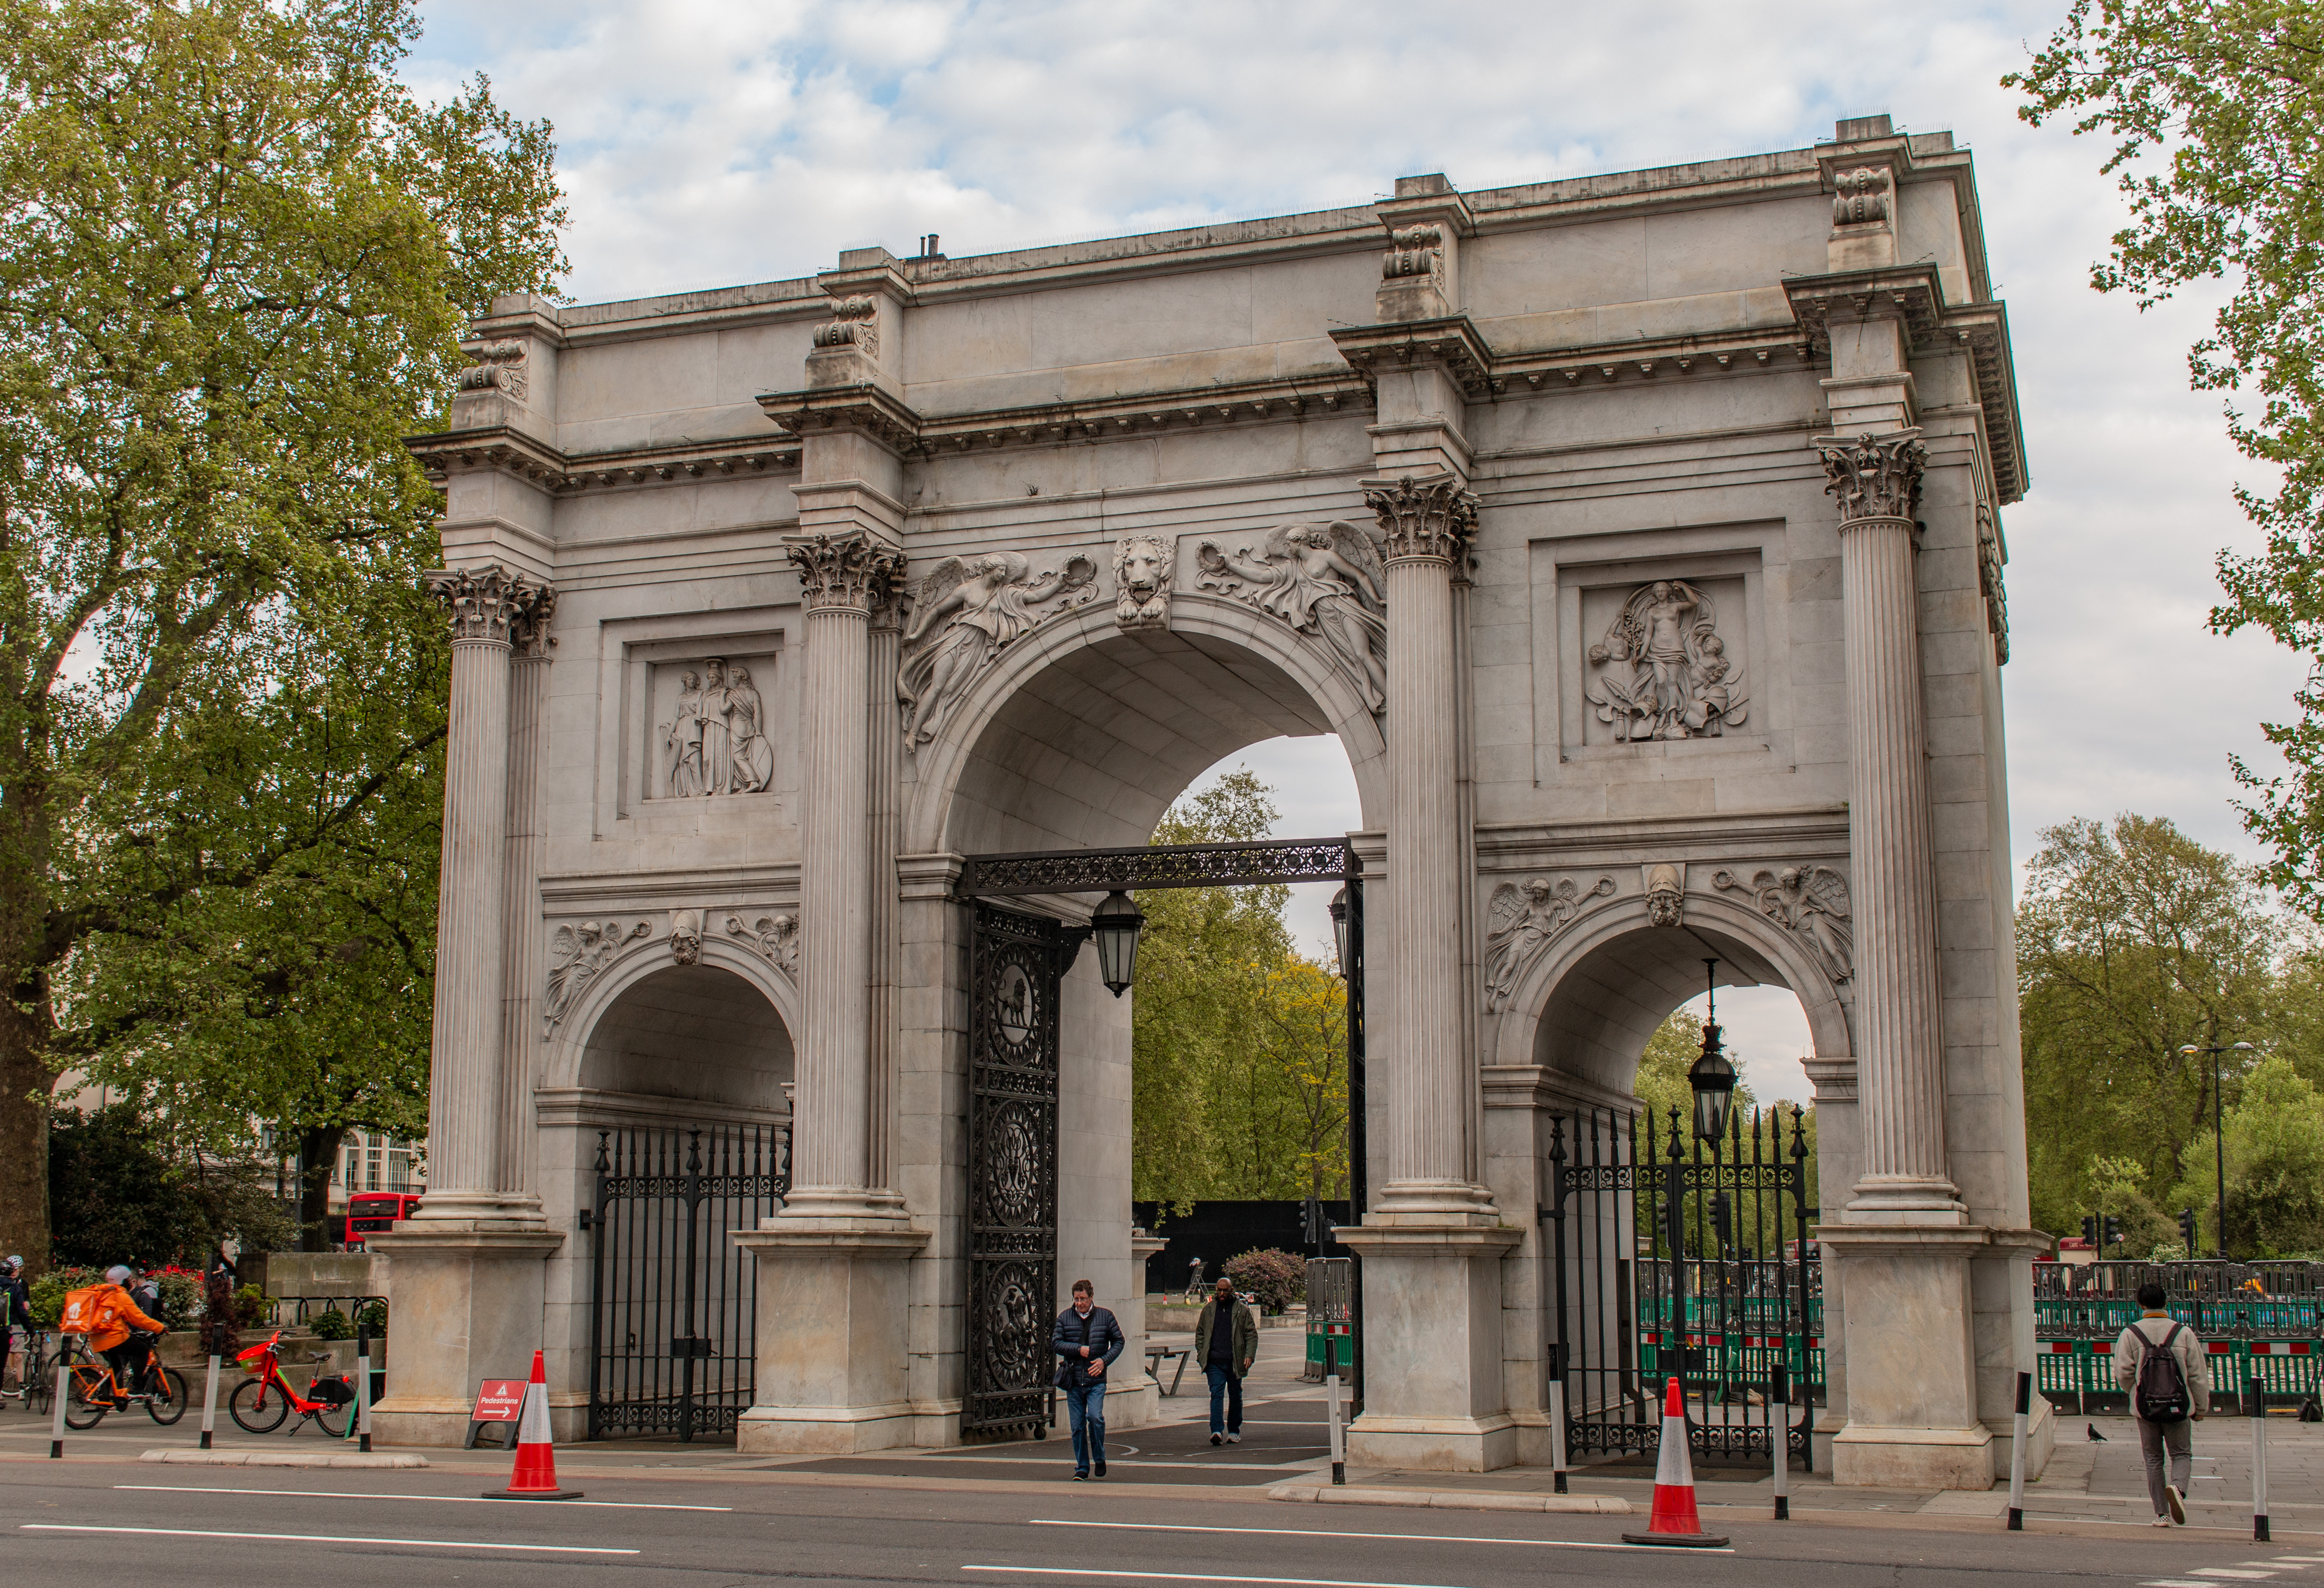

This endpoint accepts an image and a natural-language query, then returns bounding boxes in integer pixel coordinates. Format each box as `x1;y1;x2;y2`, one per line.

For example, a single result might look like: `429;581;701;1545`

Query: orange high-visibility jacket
80;1283;165;1351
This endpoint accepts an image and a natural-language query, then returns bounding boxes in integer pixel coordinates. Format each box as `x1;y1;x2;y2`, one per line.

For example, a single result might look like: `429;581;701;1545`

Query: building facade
370;113;2050;1488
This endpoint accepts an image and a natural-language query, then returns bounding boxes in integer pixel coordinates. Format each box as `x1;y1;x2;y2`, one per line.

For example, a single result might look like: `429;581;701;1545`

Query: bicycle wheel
145;1367;188;1425
229;1375;288;1434
314;1399;351;1438
62;1368;108;1430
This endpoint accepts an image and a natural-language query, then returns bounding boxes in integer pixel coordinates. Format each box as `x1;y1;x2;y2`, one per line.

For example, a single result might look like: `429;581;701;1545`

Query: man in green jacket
1194;1274;1258;1445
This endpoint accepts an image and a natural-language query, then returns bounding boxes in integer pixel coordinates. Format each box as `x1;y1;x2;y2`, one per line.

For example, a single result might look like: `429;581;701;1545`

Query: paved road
4;1459;2315;1588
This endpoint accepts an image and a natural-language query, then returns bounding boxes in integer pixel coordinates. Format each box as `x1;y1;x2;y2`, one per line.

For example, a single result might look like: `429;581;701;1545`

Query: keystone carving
1382;225;1443;281
1195;522;1388;713
1363;473;1477;564
541;919;653;1033
457;339;528;401
424;565;552;646
811;296;879;358
788;533;906;613
1817;429;1925;525
1114;534;1172;631
661;657;774;797
669;909;703;965
1832;167;1892;227
727;911;800;975
1644;863;1685;928
1482;875;1615;1013
898;551;1098;746
1713;865;1854;985
1584;579;1749;742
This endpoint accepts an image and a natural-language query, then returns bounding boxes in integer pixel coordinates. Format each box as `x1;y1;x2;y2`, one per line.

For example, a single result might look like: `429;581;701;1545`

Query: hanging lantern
1329;887;1351;978
1688;958;1737;1142
1091;891;1145;997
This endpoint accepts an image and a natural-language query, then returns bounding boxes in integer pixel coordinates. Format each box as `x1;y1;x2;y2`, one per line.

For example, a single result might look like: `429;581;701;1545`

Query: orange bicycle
229;1330;355;1436
61;1334;187;1429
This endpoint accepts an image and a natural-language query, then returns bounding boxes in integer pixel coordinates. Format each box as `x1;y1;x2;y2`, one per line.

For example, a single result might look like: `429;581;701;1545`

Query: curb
1267;1483;1630;1514
141;1450;429;1468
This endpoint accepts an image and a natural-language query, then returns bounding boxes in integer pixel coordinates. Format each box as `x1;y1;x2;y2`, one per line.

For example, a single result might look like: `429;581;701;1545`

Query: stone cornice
1473;809;1850;862
756;382;924;454
407;424;801;495
1784;265;2025;504
1331;315;1495;398
538;863;801;906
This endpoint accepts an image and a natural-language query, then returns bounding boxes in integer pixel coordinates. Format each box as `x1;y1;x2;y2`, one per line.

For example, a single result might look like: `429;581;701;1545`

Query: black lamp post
1688;959;1737;1143
2179;1039;2257;1259
1090;890;1145;997
1329;886;1350;977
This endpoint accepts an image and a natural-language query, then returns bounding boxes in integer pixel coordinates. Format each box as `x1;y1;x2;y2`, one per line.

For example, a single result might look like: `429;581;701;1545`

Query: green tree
48;1101;290;1268
2175;1055;2324;1257
0;0;564;1271
2015;815;2274;1237
2010;6;2324;913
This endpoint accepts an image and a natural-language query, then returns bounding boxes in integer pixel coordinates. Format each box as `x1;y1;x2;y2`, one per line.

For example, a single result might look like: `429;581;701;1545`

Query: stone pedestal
1817;1225;1993;1488
1339;1223;1520;1471
734;1225;928;1453
366;1227;562;1446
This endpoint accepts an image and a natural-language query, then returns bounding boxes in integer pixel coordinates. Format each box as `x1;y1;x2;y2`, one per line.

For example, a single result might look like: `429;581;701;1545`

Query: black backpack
2132;1321;2192;1424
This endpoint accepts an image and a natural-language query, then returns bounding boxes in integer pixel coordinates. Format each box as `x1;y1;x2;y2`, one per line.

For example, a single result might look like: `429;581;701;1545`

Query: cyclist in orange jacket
87;1266;166;1408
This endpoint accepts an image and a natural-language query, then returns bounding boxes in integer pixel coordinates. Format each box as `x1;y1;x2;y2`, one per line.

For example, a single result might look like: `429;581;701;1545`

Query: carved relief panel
647;650;782;800
1580;576;1749;745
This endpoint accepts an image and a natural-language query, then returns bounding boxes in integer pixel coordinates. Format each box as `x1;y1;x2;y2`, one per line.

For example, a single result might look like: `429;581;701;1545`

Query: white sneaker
2151;1513;2172;1527
2166;1484;2187;1525
1226;1432;1241;1443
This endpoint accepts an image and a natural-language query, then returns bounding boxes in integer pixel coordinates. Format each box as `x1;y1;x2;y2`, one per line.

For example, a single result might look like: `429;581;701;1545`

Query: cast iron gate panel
588;1123;787;1440
964;901;1068;1436
1546;1103;1815;1463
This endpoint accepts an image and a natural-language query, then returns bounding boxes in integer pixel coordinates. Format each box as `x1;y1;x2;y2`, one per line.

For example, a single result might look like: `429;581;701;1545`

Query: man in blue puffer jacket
1052;1278;1124;1480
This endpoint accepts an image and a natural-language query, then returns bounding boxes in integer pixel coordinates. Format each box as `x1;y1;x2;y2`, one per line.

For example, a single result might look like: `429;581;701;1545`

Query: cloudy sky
407;1;2307;1101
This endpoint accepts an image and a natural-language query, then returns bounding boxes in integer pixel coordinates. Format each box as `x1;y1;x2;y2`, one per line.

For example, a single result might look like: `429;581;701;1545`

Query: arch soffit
544;932;800;1093
1488;886;1852;1073
903;591;1386;856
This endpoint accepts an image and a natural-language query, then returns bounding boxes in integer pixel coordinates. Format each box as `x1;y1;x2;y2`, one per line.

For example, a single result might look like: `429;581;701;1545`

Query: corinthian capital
1817;429;1926;525
511;584;558;659
425;565;551;646
787;533;906;613
1362;472;1478;563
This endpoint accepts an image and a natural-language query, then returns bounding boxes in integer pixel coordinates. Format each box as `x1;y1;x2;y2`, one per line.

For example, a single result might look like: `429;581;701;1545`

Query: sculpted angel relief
1196;521;1389;713
899;551;1098;747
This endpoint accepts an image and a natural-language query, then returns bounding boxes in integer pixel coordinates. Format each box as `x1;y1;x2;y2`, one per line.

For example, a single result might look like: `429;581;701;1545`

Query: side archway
544;936;799;1116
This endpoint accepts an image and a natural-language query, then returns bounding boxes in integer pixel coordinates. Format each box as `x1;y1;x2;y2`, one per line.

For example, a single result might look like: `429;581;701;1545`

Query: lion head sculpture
1113;534;1172;631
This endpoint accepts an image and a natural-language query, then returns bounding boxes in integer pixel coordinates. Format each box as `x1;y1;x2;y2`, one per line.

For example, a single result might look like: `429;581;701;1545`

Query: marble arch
546;941;800;1100
378;114;2047;1491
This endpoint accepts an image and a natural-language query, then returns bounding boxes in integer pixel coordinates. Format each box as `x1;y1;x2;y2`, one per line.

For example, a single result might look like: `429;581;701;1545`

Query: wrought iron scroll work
960;836;1353;897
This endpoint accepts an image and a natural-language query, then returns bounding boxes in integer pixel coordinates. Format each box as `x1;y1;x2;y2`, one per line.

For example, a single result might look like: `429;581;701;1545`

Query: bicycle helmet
104;1264;133;1284
1;1255;20;1272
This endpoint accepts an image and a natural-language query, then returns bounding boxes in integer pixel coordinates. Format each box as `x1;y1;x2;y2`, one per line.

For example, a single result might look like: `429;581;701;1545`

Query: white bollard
2252;1375;2271;1543
1549;1377;1570;1496
356;1334;373;1453
200;1355;220;1451
48;1357;67;1459
2007;1370;2030;1530
1324;1334;1345;1485
1771;1363;1790;1520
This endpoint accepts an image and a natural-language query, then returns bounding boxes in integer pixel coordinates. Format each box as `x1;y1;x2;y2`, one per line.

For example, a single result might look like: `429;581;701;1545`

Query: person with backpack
2112;1280;2210;1525
73;1266;167;1409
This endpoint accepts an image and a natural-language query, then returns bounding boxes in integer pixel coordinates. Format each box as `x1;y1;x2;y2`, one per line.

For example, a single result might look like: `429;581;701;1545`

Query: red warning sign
472;1379;526;1421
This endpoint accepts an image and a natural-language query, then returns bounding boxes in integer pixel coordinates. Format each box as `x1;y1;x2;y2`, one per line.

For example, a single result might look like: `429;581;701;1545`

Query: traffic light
1302;1196;1326;1249
2082;1214;2097;1244
2104;1214;2123;1247
2179;1208;2198;1249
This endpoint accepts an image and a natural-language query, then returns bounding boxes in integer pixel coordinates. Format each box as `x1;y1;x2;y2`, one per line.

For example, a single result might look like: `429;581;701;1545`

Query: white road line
2149;1580;2237;1587
1027;1519;1687;1552
2188;1573;2277;1580
114;1484;728;1511
967;1571;1495;1588
23;1525;637;1555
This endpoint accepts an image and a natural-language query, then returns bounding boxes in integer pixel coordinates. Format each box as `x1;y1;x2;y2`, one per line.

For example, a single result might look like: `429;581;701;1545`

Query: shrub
26;1265;103;1328
309;1307;355;1340
1222;1247;1305;1313
231;1284;270;1327
151;1268;201;1331
356;1300;387;1336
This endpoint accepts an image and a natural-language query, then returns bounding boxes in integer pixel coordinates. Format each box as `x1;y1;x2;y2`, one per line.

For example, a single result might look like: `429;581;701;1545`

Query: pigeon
2087;1423;2108;1441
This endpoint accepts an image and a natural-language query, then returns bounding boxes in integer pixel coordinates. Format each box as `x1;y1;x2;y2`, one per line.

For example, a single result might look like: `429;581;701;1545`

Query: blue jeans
1065;1380;1107;1473
1206;1363;1243;1435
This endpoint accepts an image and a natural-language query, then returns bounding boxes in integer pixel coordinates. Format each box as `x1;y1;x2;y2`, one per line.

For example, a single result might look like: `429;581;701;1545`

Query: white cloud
407;0;2314;1060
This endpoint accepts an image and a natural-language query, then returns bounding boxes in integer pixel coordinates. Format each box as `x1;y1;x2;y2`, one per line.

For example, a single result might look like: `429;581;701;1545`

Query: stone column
1364;472;1490;1217
865;593;903;1191
499;592;555;1209
371;564;561;1446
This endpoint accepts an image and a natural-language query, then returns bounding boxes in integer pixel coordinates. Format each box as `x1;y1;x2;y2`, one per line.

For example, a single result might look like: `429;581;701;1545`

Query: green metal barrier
1638;1329;1827;1396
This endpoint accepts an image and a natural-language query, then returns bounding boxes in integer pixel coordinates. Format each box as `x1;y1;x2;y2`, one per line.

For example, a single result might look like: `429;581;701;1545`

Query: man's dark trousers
1206;1363;1242;1437
1066;1380;1107;1473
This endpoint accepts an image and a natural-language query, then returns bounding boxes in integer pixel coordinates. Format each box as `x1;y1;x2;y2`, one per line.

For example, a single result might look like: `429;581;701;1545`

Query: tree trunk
296;1122;348;1252
0;995;53;1276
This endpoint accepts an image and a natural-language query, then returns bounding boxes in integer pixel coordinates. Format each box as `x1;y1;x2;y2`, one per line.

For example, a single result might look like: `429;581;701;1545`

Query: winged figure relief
541;919;652;1034
1714;865;1853;984
898;551;1098;746
1196;521;1389;712
1584;579;1750;742
1482;875;1615;1012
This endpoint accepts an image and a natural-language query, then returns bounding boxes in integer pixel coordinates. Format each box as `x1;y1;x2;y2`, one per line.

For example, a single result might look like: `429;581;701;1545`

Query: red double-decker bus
345;1191;422;1248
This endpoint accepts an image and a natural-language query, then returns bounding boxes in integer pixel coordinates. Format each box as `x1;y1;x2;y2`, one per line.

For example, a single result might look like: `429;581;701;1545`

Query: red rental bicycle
229;1330;357;1436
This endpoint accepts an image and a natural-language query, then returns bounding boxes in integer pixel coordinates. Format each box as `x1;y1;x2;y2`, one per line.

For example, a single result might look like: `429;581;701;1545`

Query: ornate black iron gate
957;836;1365;1438
962;901;1072;1435
587;1122;788;1440
1545;1103;1817;1464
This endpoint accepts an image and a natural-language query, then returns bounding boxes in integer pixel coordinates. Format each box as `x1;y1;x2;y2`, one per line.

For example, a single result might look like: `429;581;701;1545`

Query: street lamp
1091;890;1145;997
1688;958;1737;1143
2179;1040;2258;1259
1329;886;1350;978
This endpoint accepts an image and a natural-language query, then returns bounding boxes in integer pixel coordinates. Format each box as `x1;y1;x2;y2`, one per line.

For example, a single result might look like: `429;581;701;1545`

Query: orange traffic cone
1621;1375;1728;1548
484;1350;582;1500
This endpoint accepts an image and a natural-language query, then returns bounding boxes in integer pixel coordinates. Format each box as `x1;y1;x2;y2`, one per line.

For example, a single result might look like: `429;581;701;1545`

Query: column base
1817;1221;1992;1490
364;1224;563;1448
1831;1422;1995;1489
733;1215;928;1455
1336;1221;1521;1473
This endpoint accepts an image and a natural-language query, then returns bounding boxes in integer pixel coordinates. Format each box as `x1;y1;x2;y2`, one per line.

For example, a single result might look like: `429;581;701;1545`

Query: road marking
115;1484;728;1511
2187;1573;2278;1580
2149;1580;2237;1587
1027;1519;1688;1552
969;1571;1501;1588
23;1525;637;1555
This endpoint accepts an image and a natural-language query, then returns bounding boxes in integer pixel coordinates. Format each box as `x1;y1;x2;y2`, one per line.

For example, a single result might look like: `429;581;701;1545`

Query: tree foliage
48;1102;291;1268
2010;4;2324;912
0;0;565;1270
